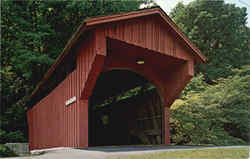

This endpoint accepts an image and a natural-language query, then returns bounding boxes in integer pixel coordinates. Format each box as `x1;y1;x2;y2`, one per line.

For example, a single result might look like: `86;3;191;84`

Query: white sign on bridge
65;96;76;106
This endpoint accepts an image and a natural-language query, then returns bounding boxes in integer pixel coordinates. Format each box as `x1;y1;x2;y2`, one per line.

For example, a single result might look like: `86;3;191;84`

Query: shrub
0;145;18;157
170;66;250;145
0;130;26;144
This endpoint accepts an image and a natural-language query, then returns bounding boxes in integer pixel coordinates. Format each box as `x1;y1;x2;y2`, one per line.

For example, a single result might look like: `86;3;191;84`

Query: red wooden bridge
27;7;206;150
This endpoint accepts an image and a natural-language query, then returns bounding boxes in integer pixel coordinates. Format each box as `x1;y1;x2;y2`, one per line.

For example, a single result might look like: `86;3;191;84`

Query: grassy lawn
110;147;249;159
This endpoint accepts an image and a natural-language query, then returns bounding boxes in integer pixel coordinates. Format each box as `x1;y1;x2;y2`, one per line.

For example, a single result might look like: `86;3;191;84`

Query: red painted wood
81;54;105;99
27;10;201;150
27;70;78;150
99;16;193;62
164;107;171;145
76;33;97;148
30;7;206;106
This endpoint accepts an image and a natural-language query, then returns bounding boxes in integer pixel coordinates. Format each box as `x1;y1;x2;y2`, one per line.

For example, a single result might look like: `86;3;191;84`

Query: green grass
110;147;249;159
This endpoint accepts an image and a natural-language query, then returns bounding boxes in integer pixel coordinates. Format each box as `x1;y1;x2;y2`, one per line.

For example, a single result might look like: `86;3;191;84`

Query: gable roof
30;6;207;98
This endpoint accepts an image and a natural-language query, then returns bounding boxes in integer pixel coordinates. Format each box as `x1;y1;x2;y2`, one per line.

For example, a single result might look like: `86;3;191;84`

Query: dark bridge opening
89;70;163;146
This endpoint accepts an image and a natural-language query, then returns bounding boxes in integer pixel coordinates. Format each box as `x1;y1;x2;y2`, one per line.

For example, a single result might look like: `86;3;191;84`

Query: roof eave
30;7;207;101
85;7;207;63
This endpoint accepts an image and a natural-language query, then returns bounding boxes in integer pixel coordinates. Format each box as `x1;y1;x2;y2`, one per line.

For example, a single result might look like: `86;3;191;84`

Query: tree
0;0;150;143
171;65;250;145
169;0;250;145
170;0;250;81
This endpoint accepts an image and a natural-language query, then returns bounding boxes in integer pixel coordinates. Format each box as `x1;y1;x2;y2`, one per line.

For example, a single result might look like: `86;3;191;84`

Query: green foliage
1;0;149;143
169;0;250;146
170;65;250;145
1;0;249;146
0;130;26;144
0;145;18;157
180;73;208;98
170;0;250;81
0;67;28;144
94;83;155;109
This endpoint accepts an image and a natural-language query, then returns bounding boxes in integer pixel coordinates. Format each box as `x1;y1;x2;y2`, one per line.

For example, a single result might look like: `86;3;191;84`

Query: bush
0;145;18;157
170;65;250;145
0;130;26;144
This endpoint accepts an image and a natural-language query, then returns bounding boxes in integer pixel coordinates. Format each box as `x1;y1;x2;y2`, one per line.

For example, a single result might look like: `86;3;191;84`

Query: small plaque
65;96;76;106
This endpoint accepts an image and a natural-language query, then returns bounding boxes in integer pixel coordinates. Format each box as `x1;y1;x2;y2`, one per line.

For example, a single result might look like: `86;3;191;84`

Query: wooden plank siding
94;15;194;62
27;70;77;149
27;33;98;150
27;7;205;150
76;33;99;147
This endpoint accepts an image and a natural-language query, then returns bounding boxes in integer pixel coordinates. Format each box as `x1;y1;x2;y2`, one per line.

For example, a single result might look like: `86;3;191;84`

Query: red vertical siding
95;16;193;61
28;70;78;150
27;13;198;149
76;33;99;147
164;107;170;145
27;31;99;150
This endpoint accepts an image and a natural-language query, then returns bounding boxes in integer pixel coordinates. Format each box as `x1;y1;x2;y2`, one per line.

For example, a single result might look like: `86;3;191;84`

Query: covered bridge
27;7;206;150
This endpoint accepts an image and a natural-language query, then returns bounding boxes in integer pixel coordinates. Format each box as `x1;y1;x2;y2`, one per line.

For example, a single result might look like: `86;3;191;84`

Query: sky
153;0;250;27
